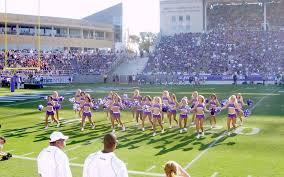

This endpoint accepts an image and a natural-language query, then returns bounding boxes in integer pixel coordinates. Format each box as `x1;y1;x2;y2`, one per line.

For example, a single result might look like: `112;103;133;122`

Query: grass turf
0;84;283;177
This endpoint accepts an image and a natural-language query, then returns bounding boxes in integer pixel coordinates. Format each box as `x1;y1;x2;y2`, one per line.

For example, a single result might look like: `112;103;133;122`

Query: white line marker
6;149;15;152
21;152;34;156
184;133;226;170
210;172;219;177
13;155;165;176
248;175;252;177
69;157;78;161
146;165;156;172
64;146;81;152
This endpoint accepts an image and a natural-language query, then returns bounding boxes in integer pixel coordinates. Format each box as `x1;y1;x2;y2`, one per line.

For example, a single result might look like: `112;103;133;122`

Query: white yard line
146;165;156;172
210;172;219;177
21;152;34;156
184;89;278;170
248;175;252;177
184;133;226;170
13;154;165;176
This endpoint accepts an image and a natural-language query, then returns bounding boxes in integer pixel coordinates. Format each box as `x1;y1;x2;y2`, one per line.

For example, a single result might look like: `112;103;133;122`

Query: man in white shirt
37;131;72;177
83;133;128;177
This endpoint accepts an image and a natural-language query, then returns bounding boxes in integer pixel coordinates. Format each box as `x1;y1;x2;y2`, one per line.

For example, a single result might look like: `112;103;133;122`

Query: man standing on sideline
83;133;128;177
37;131;72;177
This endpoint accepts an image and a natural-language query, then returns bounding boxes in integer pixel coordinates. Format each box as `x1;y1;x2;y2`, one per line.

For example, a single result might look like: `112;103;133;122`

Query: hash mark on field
210;172;219;177
21;152;34;156
13;155;165;176
146;165;156;172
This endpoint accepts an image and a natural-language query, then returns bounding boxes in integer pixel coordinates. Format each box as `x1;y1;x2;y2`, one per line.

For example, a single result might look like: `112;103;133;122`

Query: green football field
0;84;283;177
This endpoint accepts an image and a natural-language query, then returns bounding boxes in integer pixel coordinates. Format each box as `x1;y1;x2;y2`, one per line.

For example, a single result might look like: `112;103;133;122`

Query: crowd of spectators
144;29;284;76
0;49;118;75
207;1;284;30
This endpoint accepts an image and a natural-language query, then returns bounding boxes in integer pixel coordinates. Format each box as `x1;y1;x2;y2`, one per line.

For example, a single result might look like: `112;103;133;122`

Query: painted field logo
234;127;260;135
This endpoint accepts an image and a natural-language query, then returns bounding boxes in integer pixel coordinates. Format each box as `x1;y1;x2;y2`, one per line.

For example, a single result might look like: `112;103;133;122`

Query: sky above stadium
0;0;160;34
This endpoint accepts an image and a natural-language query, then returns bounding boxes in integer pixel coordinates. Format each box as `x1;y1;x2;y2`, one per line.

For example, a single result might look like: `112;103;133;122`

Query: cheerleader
81;94;95;131
236;93;245;125
110;94;125;133
168;93;179;128
207;94;220;128
178;97;189;133
44;96;60;129
152;96;164;136
105;91;114;118
161;90;171;123
192;95;209;139
74;89;81;118
79;92;86;118
141;95;154;131
132;89;142;124
188;91;199;125
221;95;243;135
52;91;61;120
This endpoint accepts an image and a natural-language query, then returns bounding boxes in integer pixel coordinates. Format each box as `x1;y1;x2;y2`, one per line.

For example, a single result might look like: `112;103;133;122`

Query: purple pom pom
247;99;253;107
59;96;64;102
244;109;251;118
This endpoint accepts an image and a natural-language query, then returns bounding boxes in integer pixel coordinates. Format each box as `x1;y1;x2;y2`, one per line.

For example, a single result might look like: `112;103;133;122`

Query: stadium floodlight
3;0;41;72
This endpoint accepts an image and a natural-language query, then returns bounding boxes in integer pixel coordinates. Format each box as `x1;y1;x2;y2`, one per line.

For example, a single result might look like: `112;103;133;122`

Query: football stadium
0;0;284;177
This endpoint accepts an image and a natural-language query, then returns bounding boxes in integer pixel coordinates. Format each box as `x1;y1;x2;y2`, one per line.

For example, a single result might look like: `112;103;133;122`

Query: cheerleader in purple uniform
161;90;171;123
110;94;125;133
81;94;95;131
221;95;243;136
178;97;189;133
132;89;143;125
141;95;154;131
192;95;209;139
105;91;114;119
79;92;86;119
52;91;61;120
152;96;164;137
74;89;81;118
136;97;143;126
188;91;199;125
45;96;60;129
236;93;246;125
207;94;220;128
168;93;179;128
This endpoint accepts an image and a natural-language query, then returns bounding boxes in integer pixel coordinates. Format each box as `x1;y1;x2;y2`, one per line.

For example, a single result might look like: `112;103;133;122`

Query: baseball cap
49;131;69;143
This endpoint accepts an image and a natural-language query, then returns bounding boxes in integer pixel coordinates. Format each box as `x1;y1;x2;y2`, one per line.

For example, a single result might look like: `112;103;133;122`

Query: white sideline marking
69;157;78;161
248;175;252;177
21;152;34;156
184;90;277;170
146;165;156;172
13;155;165;176
210;172;219;177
